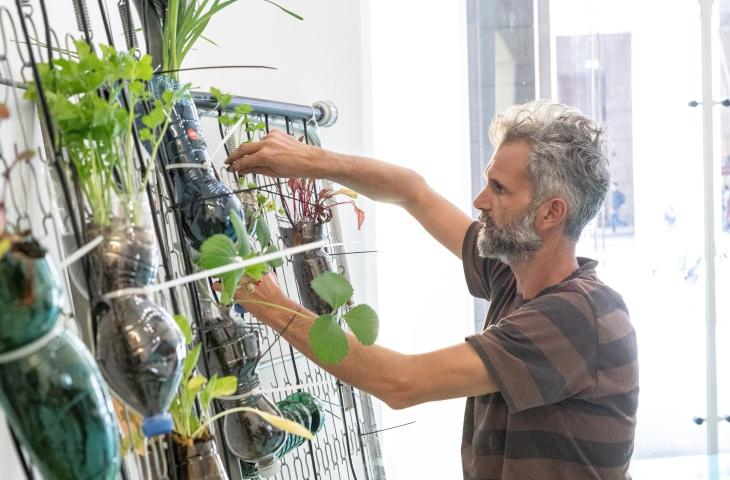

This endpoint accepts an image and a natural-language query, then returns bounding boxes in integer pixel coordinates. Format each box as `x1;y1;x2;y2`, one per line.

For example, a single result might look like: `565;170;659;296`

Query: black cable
8;423;35;480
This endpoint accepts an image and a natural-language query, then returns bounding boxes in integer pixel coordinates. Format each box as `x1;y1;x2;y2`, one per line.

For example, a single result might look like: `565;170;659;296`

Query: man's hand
214;272;295;322
225;129;324;178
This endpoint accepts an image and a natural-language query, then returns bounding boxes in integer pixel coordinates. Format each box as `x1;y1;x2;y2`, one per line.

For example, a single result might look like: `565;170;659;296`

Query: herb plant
307;272;378;364
278;178;365;229
170;314;313;444
24;41;179;226
170;314;238;444
197;209;275;304
211;86;283;265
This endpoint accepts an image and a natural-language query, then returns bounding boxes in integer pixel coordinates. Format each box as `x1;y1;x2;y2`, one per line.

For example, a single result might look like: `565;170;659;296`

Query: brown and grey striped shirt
461;222;638;479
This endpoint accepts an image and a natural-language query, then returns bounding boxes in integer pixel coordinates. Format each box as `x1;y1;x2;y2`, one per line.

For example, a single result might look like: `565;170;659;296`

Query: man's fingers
225;140;264;165
226;157;277;177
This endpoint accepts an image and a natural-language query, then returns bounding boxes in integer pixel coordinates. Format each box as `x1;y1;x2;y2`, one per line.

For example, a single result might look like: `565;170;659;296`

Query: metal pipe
192;91;338;126
698;0;719;463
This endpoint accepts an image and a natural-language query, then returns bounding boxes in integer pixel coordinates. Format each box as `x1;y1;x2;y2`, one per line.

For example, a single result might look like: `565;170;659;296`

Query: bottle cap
142;413;174;437
257;457;281;477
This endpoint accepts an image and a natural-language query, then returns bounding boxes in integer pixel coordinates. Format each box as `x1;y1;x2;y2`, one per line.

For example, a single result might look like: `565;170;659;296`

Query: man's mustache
478;212;495;227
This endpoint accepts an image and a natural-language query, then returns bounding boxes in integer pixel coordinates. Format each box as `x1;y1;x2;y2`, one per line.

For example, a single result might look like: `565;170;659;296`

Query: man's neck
510;241;579;300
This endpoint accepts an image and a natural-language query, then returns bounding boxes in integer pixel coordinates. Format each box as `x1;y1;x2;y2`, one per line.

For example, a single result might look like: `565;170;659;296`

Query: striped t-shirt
461;222;638;480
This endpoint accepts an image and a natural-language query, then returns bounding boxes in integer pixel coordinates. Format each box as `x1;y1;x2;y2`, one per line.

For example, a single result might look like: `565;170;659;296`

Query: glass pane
549;0;709;473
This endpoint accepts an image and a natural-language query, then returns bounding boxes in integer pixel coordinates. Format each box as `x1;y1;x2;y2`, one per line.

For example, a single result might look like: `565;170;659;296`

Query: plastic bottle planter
171;436;229;480
221;393;286;478
278;221;334;314
196;279;251;382
241;392;326;479
217;325;286;477
150;75;244;249
0;235;120;480
91;220;185;437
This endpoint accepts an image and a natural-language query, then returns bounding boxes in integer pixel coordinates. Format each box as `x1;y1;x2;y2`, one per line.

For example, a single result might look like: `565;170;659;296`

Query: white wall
367;1;475;478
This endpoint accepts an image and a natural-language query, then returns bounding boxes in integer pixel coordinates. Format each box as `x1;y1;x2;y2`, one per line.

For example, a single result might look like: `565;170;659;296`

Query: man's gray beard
476;207;543;264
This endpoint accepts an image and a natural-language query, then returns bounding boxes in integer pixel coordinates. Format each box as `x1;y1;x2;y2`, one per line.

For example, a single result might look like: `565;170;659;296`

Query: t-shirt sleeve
465;292;598;413
462;221;511;301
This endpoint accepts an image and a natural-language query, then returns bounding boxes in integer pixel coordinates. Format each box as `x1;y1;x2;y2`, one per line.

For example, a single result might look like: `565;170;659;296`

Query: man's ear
537;197;568;231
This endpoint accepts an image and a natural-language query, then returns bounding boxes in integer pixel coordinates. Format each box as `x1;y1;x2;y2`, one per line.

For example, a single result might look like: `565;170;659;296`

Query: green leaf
260;0;304;20
199;234;237;269
199;34;220;47
310;272;353;310
188;374;207;393
263;244;284;268
343;304;379;346
139;128;153;142
198;234;245;305
213;376;238;397
243;255;270;281
229;210;250;257
0;239;11;259
309;314;349;364
173;314;193;344
255;218;272;247
183;344;202;383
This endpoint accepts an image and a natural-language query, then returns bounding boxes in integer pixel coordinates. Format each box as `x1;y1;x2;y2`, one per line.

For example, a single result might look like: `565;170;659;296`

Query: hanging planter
221;393;287;478
25;42;187;437
133;1;302;250
241;391;326;479
169;315;311;479
150;75;245;249
273;177;365;314
92;198;185;437
171;435;229;480
0;234;120;480
216;317;286;477
196;278;259;384
279;220;334;315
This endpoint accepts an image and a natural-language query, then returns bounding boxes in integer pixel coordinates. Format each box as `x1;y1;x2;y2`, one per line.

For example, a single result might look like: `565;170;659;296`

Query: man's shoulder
525;275;629;323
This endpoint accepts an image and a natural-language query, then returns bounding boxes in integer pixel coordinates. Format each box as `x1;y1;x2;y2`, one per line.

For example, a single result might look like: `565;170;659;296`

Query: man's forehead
486;142;532;178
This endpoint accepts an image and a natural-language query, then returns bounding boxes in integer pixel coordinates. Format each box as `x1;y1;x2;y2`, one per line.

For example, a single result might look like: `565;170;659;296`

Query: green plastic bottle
0;234;120;480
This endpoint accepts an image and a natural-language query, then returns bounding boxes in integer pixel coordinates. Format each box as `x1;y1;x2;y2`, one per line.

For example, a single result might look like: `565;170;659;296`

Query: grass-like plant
24;41;180;226
160;0;302;80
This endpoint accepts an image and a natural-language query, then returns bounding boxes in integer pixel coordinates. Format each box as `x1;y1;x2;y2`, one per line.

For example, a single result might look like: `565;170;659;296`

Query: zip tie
165;163;212;170
101;239;328;301
58;235;103;270
0;320;65;364
210;114;247;161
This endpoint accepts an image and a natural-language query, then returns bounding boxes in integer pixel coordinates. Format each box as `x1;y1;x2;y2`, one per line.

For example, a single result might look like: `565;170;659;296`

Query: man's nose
473;187;490;211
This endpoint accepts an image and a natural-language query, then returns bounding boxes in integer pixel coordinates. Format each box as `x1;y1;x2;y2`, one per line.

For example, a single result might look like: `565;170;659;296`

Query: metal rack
0;1;386;479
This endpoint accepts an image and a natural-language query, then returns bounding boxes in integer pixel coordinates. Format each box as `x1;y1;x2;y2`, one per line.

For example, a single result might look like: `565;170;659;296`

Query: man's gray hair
488;100;610;240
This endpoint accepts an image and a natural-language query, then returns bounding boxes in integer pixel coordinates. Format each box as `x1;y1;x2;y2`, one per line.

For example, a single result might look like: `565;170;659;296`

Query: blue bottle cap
141;413;174;437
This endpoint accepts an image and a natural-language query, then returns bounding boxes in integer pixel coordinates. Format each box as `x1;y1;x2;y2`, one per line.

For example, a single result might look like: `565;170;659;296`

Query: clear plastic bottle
92;199;185;437
278;221;334;314
150;75;245;249
240;392;326;479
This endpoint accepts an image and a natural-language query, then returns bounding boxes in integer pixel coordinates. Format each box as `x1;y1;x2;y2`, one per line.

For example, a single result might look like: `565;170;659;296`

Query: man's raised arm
226;129;473;258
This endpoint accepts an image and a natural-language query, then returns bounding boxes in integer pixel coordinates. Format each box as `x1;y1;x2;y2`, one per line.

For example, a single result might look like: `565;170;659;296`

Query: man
225;100;638;479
